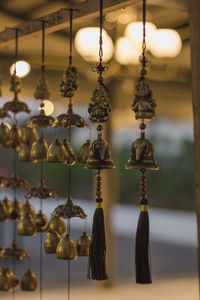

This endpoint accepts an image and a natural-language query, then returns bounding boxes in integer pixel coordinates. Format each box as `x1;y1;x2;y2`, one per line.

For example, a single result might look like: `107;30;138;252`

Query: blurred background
0;0;198;299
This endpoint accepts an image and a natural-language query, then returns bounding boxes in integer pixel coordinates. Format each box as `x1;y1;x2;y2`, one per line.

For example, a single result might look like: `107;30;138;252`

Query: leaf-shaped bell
10;198;23;221
45;231;60;254
0;123;11;147
47;138;68;163
76;232;92;256
125;133;159;171
31;136;48;161
0;268;19;291
56;234;77;260
34;210;48;232
85;138;115;170
22;127;38;145
3;197;12;219
17;214;36;236
19;144;36;162
48;215;66;235
10;124;22;151
0;201;7;222
63;139;76;165
21;269;38;291
22;199;35;217
78;140;91;164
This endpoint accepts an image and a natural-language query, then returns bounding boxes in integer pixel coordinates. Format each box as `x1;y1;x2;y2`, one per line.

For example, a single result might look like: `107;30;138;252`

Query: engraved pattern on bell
17;214;36;236
0;268;19;291
26;179;59;200
0;201;7;222
2;197;12;219
76;232;91;256
85;138;115;170
63;139;76;165
22;199;35;217
7;172;30;190
10;198;23;221
48;215;66;235
21;269;38;291
3;98;31;114
54;112;86;129
56;234;77;260
9;124;22;151
88;84;111;123
60;66;78;98
31;135;48;161
0;123;11;147
78;140;91;164
47;138;68;163
27;109;55;128
52;200;87;220
126;135;159;171
34;72;50;100
2;239;29;260
22;127;38;145
132;77;156;121
45;231;60;254
34;210;48;232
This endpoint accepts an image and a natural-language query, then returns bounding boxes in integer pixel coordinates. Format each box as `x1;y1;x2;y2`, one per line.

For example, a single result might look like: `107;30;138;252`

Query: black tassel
88;198;107;280
135;198;152;284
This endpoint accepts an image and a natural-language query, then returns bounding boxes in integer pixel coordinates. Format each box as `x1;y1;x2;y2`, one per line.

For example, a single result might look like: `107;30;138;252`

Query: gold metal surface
9;125;22;151
27;109;55;128
22;199;35;217
60;66;78;98
10;198;23;221
19;144;35;162
34;72;50;100
7;172;30;190
2;239;29;260
26;178;59;200
45;231;60;254
52;200;87;220
63;139;76;165
22;127;38;145
56;234;77;260
48;215;66;235
31;135;48;161
0;268;19;291
21;269;38;291
0;201;7;222
0;123;11;147
2;197;12;219
47;138;68;163
76;232;91;256
17;214;36;236
34;210;48;232
78;140;91;164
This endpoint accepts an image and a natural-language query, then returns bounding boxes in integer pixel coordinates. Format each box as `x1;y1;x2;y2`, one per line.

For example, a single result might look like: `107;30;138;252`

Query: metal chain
99;0;103;64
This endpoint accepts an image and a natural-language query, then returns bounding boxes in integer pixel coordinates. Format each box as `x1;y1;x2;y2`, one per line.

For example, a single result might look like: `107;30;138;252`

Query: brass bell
22;127;38;145
78;140;91;164
22;199;35;217
76;232;91;256
10;124;22;151
19;144;36;162
31;135;48;161
0;268;19;291
34;210;48;232
63;139;76;165
8;269;19;290
85;138;115;170
17;214;36;236
21;269;38;291
126;133;159;171
45;231;60;254
0;123;11;147
56;234;77;260
47;138;68;163
10;198;23;221
0;201;7;222
48;215;66;235
2;197;12;219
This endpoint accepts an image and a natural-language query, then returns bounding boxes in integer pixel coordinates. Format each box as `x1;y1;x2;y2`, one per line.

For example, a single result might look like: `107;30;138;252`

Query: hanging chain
140;0;148;79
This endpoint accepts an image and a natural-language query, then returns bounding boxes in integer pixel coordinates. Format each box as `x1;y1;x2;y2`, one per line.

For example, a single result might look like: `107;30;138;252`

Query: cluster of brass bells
47;138;76;165
0;268;19;291
19;127;39;162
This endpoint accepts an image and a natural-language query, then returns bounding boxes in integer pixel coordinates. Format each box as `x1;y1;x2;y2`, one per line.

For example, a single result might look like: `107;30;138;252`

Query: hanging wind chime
125;0;158;284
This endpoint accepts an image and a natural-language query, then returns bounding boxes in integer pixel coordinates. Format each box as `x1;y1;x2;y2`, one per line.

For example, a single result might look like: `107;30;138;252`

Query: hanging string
99;0;103;66
41;20;45;72
69;9;73;66
14;29;18;74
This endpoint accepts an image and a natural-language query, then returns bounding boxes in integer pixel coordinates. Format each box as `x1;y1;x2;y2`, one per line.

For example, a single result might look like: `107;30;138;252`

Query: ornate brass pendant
21;269;38;291
10;198;23;221
34;210;48;232
54;111;86;129
47;138;68;163
22;199;35;217
26;179;59;200
22;126;38;145
31;135;48;161
2;197;12;219
78;140;91;164
27;109;55;128
63;139;76;165
52;198;87;220
17;214;36;236
76;232;91;256
7;172;30;190
2;239;29;260
48;215;66;235
34;72;50;101
60;65;78;98
0;268;19;291
45;231;60;254
56;234;77;260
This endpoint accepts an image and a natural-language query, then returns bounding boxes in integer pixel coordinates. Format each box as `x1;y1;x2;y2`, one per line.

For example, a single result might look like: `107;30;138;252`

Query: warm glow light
10;60;31;78
75;27;114;62
115;37;140;65
3;122;11;129
150;29;182;58
39;100;54;116
125;22;157;50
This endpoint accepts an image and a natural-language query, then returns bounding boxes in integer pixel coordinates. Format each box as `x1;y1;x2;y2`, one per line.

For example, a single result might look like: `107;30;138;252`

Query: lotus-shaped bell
0;268;19;291
0;201;7;222
48;215;66;235
10;124;22;151
21;269;38;291
19;144;36;162
22;199;35;217
22;127;38;145
78;140;91;164
0;123;11;147
63;139;76;165
85;138;115;170
56;234;77;260
76;232;91;256
17;214;36;236
47;138;68;163
10;198;23;221
45;231;60;254
34;210;48;232
125;133;159;171
31;136;48;160
2;197;12;219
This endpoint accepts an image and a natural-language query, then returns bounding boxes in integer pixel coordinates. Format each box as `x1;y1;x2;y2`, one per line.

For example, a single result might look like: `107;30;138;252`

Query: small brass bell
45;231;60;254
63;139;76;165
17;214;36;236
21;269;38;291
22;199;35;217
76;232;91;256
31;136;48;161
48;215;66;235
0;268;19;291
2;197;12;219
78;140;91;164
10;124;22;151
10;198;23;221
19;144;36;162
126;133;159;171
0;201;7;222
22;127;38;145
0;123;10;147
56;234;77;260
47;138;68;163
85;138;115;170
34;210;48;232
8;269;19;290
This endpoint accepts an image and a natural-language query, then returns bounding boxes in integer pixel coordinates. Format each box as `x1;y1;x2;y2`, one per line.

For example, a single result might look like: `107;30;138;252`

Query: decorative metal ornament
2;197;12;219
44;230;60;254
2;239;29;260
21;126;38;145
9;124;22;151
7;172;30;190
19;144;34;162
47;138;68;163
34;72;50;101
63;139;76;165
17;214;36;236
56;234;77;260
10;197;23;221
76;232;91;256
78;139;91;164
31;135;48;161
27;108;55;128
52;197;87;220
48;215;66;235
21;269;38;291
0;268;19;291
54;109;86;129
60;65;78;98
0;122;10;147
26;178;59;200
0;201;7;222
22;199;35;217
34;210;48;232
